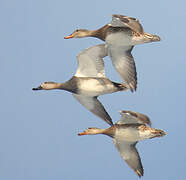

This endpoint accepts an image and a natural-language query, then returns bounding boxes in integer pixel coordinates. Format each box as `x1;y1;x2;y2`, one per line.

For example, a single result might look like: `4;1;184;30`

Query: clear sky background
1;0;186;179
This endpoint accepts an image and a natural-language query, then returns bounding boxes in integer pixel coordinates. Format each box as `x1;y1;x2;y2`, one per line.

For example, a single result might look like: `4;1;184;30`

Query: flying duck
78;110;166;177
33;44;129;126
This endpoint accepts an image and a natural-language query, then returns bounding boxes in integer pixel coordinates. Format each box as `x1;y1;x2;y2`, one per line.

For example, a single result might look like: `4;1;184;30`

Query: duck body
113;123;164;142
73;76;124;96
113;124;144;142
105;27;157;46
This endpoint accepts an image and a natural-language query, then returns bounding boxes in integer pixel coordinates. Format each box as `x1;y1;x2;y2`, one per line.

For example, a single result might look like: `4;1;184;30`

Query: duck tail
144;32;161;42
117;83;131;92
150;128;166;138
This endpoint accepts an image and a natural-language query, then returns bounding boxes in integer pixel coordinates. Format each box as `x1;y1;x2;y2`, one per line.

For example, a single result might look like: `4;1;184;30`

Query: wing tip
135;168;144;177
129;81;137;92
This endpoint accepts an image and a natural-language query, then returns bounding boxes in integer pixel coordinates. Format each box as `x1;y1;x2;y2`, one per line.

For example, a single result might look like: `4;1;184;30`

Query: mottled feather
110;14;144;34
117;110;151;126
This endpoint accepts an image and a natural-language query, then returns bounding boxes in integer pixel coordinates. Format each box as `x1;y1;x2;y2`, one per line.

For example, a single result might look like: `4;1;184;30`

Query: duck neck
96;128;108;135
87;127;115;137
92;24;108;41
81;29;102;40
54;81;77;93
54;82;69;90
87;30;101;40
103;126;116;137
49;77;77;93
87;127;116;137
89;128;108;135
83;25;107;41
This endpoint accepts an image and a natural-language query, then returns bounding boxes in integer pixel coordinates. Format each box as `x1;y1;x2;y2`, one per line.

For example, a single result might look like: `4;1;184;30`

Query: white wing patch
75;44;107;78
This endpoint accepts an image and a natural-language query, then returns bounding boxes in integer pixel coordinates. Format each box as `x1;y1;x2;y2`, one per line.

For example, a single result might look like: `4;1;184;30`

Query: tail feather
150;129;166;138
115;83;131;92
144;33;161;42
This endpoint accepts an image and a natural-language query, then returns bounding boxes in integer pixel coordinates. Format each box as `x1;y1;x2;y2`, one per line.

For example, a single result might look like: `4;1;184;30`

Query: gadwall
64;14;161;92
78;110;166;177
33;44;129;126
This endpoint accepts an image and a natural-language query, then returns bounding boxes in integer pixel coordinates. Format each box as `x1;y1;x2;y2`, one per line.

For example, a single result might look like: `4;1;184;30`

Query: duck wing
110;14;144;34
116;110;151;126
107;45;137;92
113;139;143;177
75;44;107;78
72;94;113;126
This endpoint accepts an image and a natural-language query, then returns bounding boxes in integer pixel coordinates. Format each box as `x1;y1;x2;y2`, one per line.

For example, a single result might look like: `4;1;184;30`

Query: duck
78;110;166;177
32;44;129;126
64;14;161;92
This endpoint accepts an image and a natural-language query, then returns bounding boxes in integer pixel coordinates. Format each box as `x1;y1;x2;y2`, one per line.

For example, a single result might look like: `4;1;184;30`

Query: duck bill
78;131;88;136
64;34;74;39
32;86;43;90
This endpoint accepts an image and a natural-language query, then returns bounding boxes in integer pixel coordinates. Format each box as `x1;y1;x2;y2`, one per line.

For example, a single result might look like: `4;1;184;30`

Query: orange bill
64;34;74;39
78;131;88;136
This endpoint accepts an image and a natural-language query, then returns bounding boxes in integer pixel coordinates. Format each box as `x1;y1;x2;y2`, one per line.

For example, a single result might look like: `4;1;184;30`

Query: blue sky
1;0;186;179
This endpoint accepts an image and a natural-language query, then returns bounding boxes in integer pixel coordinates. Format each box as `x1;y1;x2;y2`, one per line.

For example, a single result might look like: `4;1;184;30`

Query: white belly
115;128;141;142
78;79;116;96
115;126;154;142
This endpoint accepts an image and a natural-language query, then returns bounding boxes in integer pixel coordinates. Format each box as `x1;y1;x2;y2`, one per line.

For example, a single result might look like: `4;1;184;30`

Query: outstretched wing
110;14;144;34
107;45;137;92
72;94;113;126
116;110;151;126
75;44;107;78
113;139;144;177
